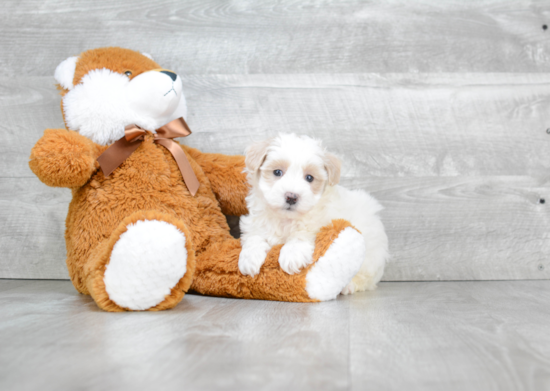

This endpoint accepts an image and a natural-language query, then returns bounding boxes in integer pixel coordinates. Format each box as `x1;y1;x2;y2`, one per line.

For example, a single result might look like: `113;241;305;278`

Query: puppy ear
245;139;271;173
324;152;341;186
54;56;78;90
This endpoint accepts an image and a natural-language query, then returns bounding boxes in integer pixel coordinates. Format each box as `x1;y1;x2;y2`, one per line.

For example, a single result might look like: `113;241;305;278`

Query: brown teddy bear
29;47;366;312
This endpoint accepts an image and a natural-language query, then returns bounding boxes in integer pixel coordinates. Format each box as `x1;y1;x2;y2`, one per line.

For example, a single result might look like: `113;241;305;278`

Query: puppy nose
285;192;299;205
160;70;177;81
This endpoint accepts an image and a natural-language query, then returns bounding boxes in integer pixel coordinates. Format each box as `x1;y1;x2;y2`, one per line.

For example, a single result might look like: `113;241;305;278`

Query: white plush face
54;57;187;146
246;133;341;216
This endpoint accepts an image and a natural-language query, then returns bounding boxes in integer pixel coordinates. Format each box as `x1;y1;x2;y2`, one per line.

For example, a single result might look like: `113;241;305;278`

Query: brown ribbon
97;117;200;196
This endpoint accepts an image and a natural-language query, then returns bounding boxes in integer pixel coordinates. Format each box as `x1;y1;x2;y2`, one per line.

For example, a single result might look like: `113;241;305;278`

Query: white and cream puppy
238;133;389;294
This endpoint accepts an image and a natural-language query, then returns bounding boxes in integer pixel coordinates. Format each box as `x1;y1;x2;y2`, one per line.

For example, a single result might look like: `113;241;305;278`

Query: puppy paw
239;240;270;277
340;281;357;295
279;239;315;275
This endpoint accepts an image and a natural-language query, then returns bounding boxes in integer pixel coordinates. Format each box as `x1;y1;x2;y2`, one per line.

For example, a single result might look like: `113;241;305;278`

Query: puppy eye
124;71;132;77
273;169;283;177
305;175;314;183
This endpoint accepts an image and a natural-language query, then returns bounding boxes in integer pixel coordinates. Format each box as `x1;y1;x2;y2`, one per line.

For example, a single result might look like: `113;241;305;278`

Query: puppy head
245;133;341;215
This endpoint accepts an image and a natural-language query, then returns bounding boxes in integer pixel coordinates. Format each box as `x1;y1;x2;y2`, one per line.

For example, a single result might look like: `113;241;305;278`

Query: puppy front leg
279;236;316;275
239;235;271;277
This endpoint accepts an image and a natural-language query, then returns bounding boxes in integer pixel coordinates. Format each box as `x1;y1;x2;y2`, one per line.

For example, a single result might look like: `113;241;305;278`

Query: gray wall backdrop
1;0;549;281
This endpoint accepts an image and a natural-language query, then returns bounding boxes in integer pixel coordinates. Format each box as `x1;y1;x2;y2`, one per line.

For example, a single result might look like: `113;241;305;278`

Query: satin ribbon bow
97;117;200;196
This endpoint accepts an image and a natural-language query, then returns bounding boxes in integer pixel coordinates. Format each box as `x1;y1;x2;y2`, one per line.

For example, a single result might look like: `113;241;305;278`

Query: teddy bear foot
102;219;189;310
305;225;366;301
85;212;196;312
82;211;197;312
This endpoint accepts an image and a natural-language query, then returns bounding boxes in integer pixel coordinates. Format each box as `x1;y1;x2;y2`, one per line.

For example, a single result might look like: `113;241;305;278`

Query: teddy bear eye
305;175;314;182
124;71;132;77
273;169;283;177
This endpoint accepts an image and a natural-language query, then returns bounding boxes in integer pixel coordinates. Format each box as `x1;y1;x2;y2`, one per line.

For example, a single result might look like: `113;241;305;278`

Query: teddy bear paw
305;227;366;301
103;220;188;310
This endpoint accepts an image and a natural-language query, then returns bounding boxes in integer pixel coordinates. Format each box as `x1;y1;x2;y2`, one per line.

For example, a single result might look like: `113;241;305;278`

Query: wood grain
3;176;549;280
4;73;550;178
0;0;549;76
2;1;550;282
363;176;550;281
350;281;550;391
0;178;70;279
0;280;351;391
0;77;65;178
1;280;549;390
182;73;550;178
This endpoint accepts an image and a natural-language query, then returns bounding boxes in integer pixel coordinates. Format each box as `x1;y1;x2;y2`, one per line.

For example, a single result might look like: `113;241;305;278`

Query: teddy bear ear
141;52;154;60
54;56;79;90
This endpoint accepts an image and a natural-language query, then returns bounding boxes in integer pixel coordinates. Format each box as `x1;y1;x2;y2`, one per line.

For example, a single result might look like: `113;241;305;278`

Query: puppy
238;133;389;294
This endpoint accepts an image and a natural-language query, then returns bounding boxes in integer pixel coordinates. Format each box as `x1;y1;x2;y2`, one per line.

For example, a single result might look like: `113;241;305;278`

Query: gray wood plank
1;280;549;391
183;73;550;178
0;77;65;178
0;280;351;391
2;176;549;280
364;176;550;281
0;279;40;293
0;0;549;76
4;73;550;178
0;178;70;279
350;281;550;391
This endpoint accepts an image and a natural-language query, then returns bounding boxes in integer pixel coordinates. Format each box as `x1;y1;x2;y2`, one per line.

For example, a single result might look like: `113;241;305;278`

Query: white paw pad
104;220;188;310
306;227;366;301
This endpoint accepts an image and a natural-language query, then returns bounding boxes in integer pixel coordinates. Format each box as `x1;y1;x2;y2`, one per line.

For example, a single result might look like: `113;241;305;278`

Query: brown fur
28;129;103;188
29;47;356;311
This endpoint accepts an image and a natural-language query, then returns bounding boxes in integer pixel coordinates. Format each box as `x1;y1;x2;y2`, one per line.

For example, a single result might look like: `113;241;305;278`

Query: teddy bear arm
184;146;250;216
29;129;100;188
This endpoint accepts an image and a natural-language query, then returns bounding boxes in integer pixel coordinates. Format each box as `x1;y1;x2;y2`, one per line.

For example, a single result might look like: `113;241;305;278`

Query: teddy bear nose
285;192;299;205
160;70;177;81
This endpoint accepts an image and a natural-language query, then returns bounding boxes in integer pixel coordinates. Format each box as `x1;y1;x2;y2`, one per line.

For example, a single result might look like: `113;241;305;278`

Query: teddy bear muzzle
125;69;183;119
62;66;188;146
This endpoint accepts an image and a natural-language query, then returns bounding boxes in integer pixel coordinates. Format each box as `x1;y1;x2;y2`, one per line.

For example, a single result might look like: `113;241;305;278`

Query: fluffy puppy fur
239;133;389;294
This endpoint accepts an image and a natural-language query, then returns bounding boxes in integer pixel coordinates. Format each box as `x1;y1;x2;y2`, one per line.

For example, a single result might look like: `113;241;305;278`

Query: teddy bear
28;47;366;312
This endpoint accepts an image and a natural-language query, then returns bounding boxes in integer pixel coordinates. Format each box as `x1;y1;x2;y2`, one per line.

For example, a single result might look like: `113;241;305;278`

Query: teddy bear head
54;47;187;146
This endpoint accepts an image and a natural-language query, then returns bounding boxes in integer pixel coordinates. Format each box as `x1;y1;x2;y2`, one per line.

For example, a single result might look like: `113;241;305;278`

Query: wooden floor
1;280;549;391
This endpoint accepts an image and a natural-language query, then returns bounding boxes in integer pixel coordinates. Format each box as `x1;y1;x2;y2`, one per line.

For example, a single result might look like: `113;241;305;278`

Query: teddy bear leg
85;211;196;312
304;219;366;301
190;219;364;302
